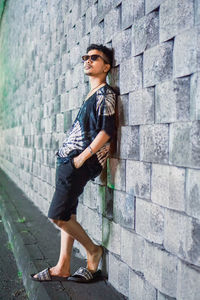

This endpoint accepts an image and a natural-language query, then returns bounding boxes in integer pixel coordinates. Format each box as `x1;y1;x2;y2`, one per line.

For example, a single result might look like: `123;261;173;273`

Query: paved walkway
0;214;28;299
0;168;126;300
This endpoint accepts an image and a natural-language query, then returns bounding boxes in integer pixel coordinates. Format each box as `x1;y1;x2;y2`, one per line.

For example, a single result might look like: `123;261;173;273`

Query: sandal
30;268;70;282
67;267;103;283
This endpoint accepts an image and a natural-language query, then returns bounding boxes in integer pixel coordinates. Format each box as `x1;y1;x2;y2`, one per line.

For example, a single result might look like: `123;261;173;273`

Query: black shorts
48;156;93;222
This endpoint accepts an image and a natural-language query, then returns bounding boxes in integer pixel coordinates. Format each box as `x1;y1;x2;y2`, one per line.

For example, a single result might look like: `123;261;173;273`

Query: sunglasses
82;54;109;64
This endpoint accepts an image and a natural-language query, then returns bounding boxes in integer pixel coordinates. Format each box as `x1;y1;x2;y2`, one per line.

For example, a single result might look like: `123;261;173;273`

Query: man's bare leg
52;217;103;273
34;214;76;278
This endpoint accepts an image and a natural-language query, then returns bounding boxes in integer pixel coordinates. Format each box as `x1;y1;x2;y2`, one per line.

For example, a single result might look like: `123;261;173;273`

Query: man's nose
86;61;92;66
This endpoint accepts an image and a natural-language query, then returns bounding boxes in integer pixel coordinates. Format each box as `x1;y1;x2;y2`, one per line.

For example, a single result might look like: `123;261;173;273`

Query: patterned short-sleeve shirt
56;83;116;178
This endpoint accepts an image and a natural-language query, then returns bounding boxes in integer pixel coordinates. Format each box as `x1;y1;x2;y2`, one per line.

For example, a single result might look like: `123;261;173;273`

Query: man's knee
48;218;69;227
49;218;63;227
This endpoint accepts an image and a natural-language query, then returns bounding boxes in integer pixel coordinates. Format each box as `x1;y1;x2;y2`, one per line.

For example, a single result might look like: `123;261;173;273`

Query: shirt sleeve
96;91;116;139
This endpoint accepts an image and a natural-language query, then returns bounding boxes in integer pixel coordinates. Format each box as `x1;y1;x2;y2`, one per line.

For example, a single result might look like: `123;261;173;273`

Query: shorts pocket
57;160;75;182
70;158;77;170
70;157;86;170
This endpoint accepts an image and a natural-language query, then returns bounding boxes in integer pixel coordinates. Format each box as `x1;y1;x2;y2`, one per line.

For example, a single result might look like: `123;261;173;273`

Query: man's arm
73;130;111;169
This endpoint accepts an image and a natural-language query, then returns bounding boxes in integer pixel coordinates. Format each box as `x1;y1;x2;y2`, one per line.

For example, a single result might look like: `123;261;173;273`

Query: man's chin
84;70;93;76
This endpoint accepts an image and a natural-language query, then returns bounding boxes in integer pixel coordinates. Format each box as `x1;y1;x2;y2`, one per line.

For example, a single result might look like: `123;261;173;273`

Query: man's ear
104;64;111;73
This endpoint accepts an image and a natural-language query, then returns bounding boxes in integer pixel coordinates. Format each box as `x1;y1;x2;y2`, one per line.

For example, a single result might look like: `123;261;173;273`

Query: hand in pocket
72;156;85;169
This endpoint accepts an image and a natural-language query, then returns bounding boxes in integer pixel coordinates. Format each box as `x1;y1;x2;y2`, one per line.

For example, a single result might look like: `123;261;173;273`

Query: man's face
83;49;110;76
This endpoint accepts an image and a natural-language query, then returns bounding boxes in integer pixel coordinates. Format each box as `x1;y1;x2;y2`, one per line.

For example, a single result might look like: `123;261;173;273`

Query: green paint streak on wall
102;216;111;248
96;178;111;249
98;185;106;214
106;158;115;189
0;0;22;130
99;161;114;248
0;0;6;21
107;182;115;189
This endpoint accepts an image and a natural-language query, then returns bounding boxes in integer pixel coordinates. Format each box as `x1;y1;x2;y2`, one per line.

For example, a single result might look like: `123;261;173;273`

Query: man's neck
89;77;107;90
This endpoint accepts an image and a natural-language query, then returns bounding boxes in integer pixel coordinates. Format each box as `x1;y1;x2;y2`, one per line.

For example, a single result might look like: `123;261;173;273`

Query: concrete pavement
0;168;127;300
0;214;28;299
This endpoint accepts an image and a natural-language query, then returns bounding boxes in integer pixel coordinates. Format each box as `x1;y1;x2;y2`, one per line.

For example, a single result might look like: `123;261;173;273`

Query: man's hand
72;155;85;169
72;130;111;168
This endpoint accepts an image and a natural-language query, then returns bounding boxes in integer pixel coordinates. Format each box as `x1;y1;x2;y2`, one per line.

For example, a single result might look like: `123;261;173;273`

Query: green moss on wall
0;0;6;22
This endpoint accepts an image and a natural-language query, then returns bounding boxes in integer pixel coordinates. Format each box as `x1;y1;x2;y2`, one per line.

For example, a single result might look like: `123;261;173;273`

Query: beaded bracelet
88;145;94;155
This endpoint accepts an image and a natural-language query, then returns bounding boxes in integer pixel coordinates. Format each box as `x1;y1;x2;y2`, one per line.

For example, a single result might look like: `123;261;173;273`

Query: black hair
86;44;114;69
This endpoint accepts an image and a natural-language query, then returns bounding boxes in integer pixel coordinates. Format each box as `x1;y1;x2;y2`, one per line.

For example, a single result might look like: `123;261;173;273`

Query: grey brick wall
0;0;200;299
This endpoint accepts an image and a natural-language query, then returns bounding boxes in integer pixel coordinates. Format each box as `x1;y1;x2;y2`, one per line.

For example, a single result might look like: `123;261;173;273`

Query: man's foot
30;267;71;282
33;266;70;279
86;245;104;273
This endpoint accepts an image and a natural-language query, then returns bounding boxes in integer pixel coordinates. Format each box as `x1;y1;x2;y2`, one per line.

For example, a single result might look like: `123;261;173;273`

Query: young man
31;44;116;283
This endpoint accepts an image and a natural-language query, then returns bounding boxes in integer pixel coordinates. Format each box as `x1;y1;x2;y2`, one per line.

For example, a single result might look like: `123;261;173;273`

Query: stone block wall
0;0;200;299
